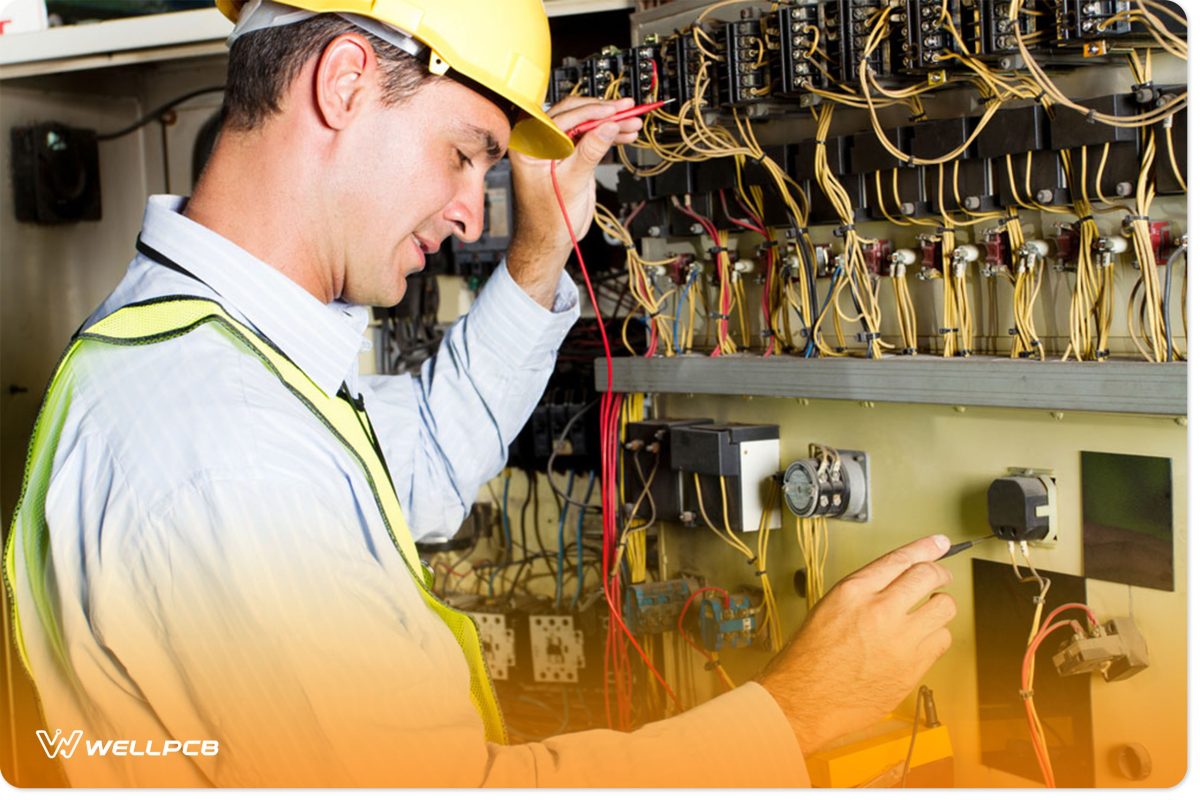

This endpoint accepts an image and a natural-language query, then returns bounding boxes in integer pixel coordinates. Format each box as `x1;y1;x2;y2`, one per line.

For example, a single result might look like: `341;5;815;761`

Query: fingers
569;117;643;169
548;97;635;134
916;626;953;674
881;559;952;612
908;591;957;637
848;535;951;595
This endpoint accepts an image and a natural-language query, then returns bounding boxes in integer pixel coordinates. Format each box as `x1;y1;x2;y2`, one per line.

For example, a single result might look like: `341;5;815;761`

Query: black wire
900;685;929;787
96;86;225;142
546;399;603;512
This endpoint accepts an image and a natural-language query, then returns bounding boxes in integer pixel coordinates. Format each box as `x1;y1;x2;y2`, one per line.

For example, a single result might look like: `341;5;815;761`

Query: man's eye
457;150;474;169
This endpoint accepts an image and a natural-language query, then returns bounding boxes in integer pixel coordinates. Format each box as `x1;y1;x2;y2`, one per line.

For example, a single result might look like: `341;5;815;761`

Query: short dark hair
221;14;443;131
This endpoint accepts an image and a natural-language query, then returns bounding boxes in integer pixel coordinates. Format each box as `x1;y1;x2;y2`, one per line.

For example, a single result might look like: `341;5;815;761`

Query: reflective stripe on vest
3;296;507;745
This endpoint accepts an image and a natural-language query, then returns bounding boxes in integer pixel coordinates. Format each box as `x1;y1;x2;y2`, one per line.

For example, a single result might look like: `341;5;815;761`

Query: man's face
335;76;510;307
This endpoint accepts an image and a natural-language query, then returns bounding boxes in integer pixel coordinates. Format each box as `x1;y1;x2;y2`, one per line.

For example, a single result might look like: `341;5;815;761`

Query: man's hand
508;96;643;308
758;535;956;754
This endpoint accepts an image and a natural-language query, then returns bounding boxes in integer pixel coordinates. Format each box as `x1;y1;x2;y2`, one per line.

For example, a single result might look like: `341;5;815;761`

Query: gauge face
782;461;819;518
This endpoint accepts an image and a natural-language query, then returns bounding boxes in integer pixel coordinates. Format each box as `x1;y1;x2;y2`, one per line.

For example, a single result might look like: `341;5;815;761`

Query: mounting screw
1115;181;1133;197
690;223;705;235
1035;189;1054;204
953;405;967;413
963;195;981;210
1050;411;1065;421
647;225;662;237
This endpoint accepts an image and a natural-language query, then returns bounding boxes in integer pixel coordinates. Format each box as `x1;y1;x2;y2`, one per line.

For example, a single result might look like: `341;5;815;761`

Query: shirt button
360;339;373;353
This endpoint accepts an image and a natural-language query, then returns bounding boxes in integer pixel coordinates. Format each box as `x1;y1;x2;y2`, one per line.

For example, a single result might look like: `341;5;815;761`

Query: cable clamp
834;224;856;238
855;331;882;343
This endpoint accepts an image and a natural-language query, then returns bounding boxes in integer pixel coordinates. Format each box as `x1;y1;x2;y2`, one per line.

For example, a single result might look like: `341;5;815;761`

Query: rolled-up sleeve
363;262;579;540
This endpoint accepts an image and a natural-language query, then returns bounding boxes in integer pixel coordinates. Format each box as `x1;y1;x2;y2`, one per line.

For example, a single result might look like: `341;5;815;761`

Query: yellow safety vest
3;296;507;745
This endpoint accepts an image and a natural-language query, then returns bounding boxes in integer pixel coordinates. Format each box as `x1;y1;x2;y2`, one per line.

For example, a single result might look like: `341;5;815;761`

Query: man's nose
445;181;486;244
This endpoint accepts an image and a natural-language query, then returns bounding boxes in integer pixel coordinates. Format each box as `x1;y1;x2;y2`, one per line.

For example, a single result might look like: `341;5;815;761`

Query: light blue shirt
16;195;806;787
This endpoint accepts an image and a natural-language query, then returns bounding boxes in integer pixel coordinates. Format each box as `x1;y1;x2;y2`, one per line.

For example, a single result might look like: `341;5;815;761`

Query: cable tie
1085;108;1097;124
714;312;731;321
747;556;758;565
708;245;732;257
1034;89;1047;103
904;155;917;168
834;224;856;238
935;225;952;235
1078;214;1094;224
909;112;928;122
625;243;639;251
1032;595;1045;606
1096;348;1109;357
937;327;960;334
1126;214;1151;222
834;346;846;353
1008;327;1020;335
754;569;768;576
704;660;722;672
855;331;881;343
1018;689;1034;700
813;138;827;147
902;347;916;355
1031;339;1042;347
1002;214;1020;224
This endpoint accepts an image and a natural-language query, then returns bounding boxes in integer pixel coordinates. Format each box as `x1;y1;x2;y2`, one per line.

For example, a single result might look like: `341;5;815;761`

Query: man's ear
313;32;376;131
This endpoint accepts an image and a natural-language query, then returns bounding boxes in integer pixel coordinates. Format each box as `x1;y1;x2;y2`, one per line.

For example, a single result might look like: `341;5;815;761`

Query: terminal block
781;445;871;522
1054;0;1132;42
698;592;760;651
720;18;771;106
900;0;962;72
625;579;696;635
627;44;660;106
773;1;828;93
1052;617;1149;682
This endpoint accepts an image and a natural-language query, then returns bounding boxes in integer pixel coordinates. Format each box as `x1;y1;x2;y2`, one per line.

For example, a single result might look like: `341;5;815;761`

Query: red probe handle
566;99;672;140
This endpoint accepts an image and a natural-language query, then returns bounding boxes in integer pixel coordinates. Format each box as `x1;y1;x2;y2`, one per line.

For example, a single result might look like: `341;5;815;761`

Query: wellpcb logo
36;728;218;759
36;729;82;759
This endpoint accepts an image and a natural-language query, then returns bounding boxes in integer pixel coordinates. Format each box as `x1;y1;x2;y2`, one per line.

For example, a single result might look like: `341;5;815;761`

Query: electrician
4;0;955;787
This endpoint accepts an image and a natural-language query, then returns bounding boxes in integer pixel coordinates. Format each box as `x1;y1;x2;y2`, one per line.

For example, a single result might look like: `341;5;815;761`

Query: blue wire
810;265;843;356
491;471;512;598
555;470;575;610
1163;259;1174;361
573;471;597;609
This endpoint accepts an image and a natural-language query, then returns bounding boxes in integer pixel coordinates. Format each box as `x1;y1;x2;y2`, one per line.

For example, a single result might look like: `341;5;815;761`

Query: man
5;0;955;787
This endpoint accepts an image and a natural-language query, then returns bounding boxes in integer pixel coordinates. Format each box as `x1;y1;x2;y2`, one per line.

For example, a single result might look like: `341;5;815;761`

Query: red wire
549;160;680;725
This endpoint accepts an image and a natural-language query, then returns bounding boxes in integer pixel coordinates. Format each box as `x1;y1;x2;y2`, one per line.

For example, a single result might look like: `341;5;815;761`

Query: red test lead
566;98;674;140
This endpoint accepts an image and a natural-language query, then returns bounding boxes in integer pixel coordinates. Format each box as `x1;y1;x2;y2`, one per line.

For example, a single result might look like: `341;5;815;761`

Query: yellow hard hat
215;0;574;160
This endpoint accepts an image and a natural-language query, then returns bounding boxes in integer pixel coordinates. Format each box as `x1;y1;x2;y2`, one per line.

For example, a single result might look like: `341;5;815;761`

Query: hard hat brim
509;105;576;162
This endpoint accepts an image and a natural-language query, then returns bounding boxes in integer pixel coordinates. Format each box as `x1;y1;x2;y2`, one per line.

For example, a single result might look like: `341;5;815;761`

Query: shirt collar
137;195;369;397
